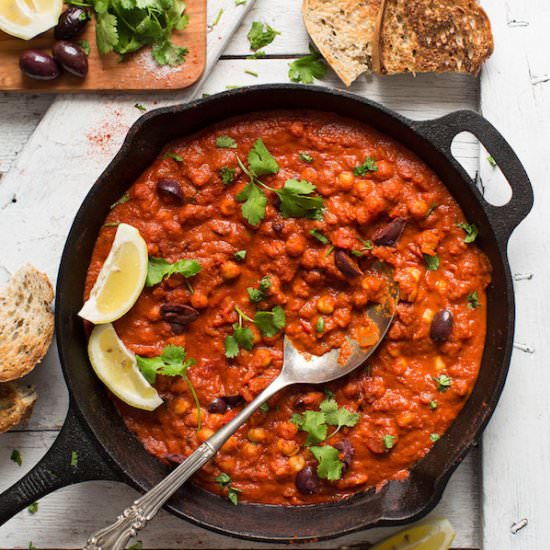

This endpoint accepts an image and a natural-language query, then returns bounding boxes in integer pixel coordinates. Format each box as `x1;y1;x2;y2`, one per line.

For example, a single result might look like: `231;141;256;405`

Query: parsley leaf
274;179;324;219
216;135;237;149
468;291;480;309
383;435;396;450
248;139;279;176
247;21;280;51
457;222;479;243
254;305;285;337
300;152;313;163
146;257;201;287
10;449;22;466
220;166;236;185
310;445;344;481
235;181;268;226
291;410;327;445
423;254;440;271
288;47;327;84
434;374;452;392
310;229;330;244
354;157;378;176
28;502;39;514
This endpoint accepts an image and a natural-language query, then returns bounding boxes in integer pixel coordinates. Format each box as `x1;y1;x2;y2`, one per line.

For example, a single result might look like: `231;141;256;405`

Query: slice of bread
302;0;382;86
0;382;37;433
0;264;54;382
375;0;494;75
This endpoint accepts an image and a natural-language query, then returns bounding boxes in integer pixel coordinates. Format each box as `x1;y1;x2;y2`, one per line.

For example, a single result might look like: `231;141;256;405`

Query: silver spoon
85;266;398;549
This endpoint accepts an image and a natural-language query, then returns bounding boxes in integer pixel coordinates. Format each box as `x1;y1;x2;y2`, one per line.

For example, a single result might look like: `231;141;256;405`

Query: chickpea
241;441;261;459
397;411;415;428
185;407;201;427
173;397;191;415
252;348;272;369
248;427;268;443
355;326;379;348
197;427;215;442
288;455;306;473
216;455;236;471
285;233;306;257
221;260;241;280
220;196;237;216
317;295;335;315
276;438;300;457
422;308;435;323
191;291;208;309
221;436;239;453
276;421;299;439
337;171;355;191
434;356;446;372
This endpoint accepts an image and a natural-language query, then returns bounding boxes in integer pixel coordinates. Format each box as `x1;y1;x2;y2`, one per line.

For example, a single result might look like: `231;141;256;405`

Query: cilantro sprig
146;257;201;287
247;21;280;51
457;222;479;243
225;307;255;359
288;46;327;84
254;305;285;337
354;156;378;176
247;276;272;303
215;472;241;505
310;445;343;480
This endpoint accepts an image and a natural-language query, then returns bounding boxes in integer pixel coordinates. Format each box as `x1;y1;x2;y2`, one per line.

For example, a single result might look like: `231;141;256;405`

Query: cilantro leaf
10;449;22;466
430;433;441;442
247;21;280;50
274;179;324;219
310;229;330;244
248;139;279;176
27;502;39;514
320;398;360;431
316;317;325;333
248;276;272;302
220;166;236;185
224;335;239;359
300;152;313;163
457;222;479;243
423;254;440;271
70;450;78;467
383;434;396;450
225;308;255;358
235;181;268;226
79;39;91;56
354;157;378;176
146;257;201;287
254;305;285;337
288;47;327;84
310;445;343;480
152;41;188;67
165;151;183;162
215;472;240;505
434;374;452;392
468;291;480;309
216;135;237;149
234;250;247;261
110;193;130;209
95;11;118;54
291;410;327;445
487;155;497;168
215;472;231;485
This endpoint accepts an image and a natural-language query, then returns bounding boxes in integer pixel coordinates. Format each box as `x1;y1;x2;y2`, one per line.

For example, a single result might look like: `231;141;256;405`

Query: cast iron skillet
0;85;533;542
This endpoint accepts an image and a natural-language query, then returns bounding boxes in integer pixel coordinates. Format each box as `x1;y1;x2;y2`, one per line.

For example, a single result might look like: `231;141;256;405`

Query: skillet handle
412;110;534;240
0;402;120;526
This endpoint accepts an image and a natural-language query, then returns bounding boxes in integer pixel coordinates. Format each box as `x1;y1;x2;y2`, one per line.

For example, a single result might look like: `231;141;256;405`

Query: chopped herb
247;138;279;176
137;346;200;429
457;222;479;243
216;135;237;149
10;449;22;466
316;317;325;333
434;374;452;392
274;179;324;220
28;502;39;514
310;445;343;481
310;229;330;244
288;46;327;84
300;152;313;163
127;543;143;550
225;307;255;358
426;203;439;217
235;0;247;5
254;305;286;337
28;543;37;550
247;276;272;303
360;239;373;250
351;250;363;257
325;245;334;257
228;486;241;505
430;433;441;442
103;221;120;229
146;257;201;287
383;434;396;450
260;402;270;413
165;151;183;162
70;450;78;467
429;400;438;410
247;50;266;59
364;364;372;377
211;8;223;27
134;103;146;112
225;85;240;90
234;250;247;262
236;180;268;226
424;253;440;271
247;21;280;50
79;39;91;56
245;69;259;77
354;157;378;176
487;155;497;168
215;472;231;485
215;472;240;505
468;291;480;309
110;193;130;209
320;397;360;437
220;166;236;185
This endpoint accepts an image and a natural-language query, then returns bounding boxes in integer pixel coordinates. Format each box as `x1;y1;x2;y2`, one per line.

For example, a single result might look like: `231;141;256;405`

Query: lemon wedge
372;519;456;550
79;223;148;325
88;323;163;411
0;0;63;40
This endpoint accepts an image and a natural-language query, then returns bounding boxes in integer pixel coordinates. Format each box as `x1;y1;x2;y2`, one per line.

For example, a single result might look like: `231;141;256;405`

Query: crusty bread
302;0;381;86
375;0;494;75
0;265;54;382
0;382;37;433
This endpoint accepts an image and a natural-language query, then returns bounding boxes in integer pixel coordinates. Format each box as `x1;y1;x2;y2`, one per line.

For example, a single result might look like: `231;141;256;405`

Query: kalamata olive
430;309;454;342
19;50;60;81
335;440;354;473
207;398;228;414
223;395;245;408
165;453;185;464
157;178;184;205
52;41;88;78
372;218;406;246
295;466;320;495
160;304;200;334
334;249;363;278
54;6;90;40
271;221;284;233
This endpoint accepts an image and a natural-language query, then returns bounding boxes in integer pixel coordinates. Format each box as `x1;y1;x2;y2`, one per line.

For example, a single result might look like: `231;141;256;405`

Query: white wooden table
0;1;548;548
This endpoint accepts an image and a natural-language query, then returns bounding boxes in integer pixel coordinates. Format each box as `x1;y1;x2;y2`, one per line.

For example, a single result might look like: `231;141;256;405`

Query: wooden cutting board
0;0;206;92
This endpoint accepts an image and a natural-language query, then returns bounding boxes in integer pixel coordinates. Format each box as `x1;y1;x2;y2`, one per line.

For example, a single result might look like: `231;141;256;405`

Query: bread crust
0;382;37;433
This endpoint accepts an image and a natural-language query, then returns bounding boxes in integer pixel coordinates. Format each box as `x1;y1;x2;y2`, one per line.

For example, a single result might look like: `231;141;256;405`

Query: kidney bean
157;178;184;205
335;439;354;472
52;41;88;78
54;7;90;40
223;395;245;408
19;50;60;80
334;249;363;278
165;453;186;464
295;466;320;495
430;309;454;342
372;218;406;246
207;398;228;414
161;304;200;334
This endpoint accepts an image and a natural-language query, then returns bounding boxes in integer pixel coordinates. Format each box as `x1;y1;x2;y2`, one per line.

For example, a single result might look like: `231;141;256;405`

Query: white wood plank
0;431;480;548
480;1;550;548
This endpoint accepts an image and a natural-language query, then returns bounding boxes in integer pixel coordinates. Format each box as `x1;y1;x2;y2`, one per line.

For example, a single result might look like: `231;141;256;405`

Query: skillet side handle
0;402;120;526
413;110;534;240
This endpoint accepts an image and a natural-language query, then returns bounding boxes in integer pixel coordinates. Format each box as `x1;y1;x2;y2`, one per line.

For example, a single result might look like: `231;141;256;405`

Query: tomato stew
84;112;491;505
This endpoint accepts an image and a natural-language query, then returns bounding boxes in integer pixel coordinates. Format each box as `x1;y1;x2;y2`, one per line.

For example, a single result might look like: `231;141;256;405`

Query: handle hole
451;132;512;206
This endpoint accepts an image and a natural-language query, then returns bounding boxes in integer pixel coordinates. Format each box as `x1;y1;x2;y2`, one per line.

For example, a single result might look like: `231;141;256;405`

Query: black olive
54;7;90;40
295;466;320;495
334;250;363;278
52;41;88;78
335;440;354;473
19;50;60;81
207;398;228;414
223;395;245;408
430;309;454;342
157;178;184;205
160;304;200;334
373;218;406;246
165;453;185;464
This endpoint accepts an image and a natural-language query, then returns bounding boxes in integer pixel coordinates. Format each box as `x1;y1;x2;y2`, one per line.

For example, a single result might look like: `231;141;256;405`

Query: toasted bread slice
302;0;381;86
0;382;37;433
375;0;494;75
0;264;54;382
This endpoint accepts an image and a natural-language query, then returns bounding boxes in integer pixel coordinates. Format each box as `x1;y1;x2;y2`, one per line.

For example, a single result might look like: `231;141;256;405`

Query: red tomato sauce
84;112;491;505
